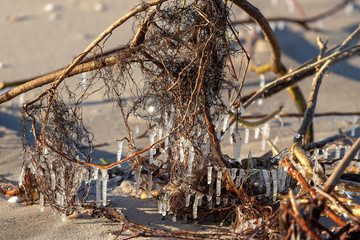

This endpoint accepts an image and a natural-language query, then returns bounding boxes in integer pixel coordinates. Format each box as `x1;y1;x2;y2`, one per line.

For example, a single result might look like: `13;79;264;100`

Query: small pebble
94;3;106;12
8;196;22;203
43;3;57;12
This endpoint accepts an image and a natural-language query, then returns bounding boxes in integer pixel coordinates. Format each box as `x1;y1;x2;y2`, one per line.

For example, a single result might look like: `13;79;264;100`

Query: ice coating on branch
207;167;212;184
101;169;109;206
135;166;142;195
147;171;153;198
216;170;222;197
336;145;342;159
233;131;242;161
117;140;123;162
40;192;44;212
262;170;271;197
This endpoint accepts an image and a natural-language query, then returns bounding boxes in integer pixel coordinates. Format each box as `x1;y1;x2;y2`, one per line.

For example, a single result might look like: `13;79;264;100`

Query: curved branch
230;0;286;74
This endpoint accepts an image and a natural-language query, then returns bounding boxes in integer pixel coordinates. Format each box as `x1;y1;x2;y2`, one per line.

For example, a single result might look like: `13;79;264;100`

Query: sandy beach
1;0;360;239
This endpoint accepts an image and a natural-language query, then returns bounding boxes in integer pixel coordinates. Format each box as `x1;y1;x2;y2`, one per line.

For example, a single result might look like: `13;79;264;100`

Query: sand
1;0;359;239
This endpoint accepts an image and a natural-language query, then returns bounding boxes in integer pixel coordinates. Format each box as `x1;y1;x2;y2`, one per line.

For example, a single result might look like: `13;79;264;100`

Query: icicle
356;150;360;160
323;148;329;160
232;131;242;161
244;128;249;144
222;114;230;132
271;170;278;201
39;192;44;212
216;170;222;197
147;171;153;198
19;93;25;106
161;201;167;216
101;169;109;206
277;168;285;192
193;193;200;218
231;199;235;205
172;214;177;222
179;137;185;163
18;165;25;187
351;116;358;137
217;112;222;140
80;72;88;91
262;170;271;197
117;140;123;162
259;74;265;87
93;167;99;180
134;116;140;134
208;181;213;202
207;167;212;184
95;169;101;207
205;137;210;155
335;145;342;159
313;157;320;185
149;129;156;164
198;194;203;206
254;127;260;139
135;166;142;195
185;191;191;207
223;198;228;206
277;21;286;31
216;197;221;205
188;146;195;176
345;145;351;155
